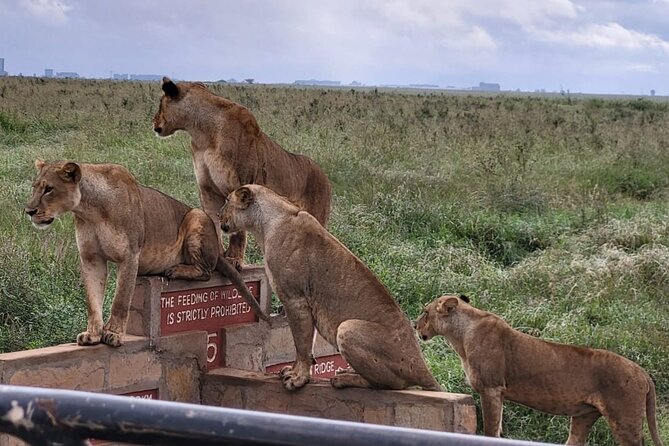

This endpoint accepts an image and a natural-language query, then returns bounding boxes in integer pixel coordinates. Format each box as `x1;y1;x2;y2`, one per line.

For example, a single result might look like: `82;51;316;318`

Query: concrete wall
0;265;478;445
0;332;207;446
203;368;477;434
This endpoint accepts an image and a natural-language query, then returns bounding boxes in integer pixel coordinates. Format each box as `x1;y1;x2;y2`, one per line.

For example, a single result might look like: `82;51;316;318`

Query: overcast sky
1;0;668;94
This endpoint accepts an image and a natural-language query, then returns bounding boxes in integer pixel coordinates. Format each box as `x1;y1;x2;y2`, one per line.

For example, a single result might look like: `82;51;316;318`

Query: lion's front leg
102;255;139;347
77;254;108;346
480;386;505;437
279;295;315;391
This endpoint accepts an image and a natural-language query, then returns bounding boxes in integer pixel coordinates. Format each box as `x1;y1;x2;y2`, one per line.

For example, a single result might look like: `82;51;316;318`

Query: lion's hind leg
331;369;372;389
165;209;218;281
334;319;440;390
566;411;601;445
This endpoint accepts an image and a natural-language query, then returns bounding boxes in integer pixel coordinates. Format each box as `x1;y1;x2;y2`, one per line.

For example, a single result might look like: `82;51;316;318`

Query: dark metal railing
0;384;555;446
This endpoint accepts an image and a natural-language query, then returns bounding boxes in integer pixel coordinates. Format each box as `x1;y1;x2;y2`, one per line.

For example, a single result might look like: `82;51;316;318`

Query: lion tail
646;374;664;446
215;255;270;322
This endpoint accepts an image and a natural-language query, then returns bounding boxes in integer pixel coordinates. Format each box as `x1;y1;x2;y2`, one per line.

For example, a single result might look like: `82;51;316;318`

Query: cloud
20;0;71;23
490;0;581;28
531;22;669;52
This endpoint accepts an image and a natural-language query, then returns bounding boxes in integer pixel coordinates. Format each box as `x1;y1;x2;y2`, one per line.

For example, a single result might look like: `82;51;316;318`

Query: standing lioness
153;78;332;269
416;295;663;446
25;160;267;347
218;184;441;392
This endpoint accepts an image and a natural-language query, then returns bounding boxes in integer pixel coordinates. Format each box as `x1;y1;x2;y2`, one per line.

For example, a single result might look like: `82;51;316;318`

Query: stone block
154;331;208;372
202;368;477;434
0;337;149;391
163;363;200;403
220;321;269;371
109;350;161;390
9;359;106;392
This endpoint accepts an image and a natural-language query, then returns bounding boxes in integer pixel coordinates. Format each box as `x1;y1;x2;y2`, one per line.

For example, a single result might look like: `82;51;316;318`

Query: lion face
415;295;466;341
153;77;207;137
153;91;179;137
415;303;440;341
25;160;82;230
218;186;255;235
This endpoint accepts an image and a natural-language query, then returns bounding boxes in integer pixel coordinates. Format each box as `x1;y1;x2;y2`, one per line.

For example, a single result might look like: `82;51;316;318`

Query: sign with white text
265;353;350;380
160;281;261;369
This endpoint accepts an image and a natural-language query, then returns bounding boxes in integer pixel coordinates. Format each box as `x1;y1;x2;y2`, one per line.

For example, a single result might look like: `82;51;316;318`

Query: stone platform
203;368;477;433
0;266;478;445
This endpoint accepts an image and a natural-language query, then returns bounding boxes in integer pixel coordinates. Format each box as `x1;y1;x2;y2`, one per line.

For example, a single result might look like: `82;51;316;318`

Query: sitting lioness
25;160;267;347
153;78;332;269
415;295;663;446
218;184;442;392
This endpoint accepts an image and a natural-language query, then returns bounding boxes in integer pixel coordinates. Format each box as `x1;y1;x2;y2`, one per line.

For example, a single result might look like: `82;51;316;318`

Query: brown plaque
123;388;159;400
265;353;351;379
160;280;261;369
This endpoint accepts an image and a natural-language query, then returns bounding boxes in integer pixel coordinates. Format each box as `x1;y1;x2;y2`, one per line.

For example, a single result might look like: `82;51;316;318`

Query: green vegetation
1;77;668;444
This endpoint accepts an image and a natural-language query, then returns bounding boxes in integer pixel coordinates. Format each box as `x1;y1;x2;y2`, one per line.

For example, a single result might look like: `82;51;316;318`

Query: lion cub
25;160;266;347
218;184;442;392
415;295;663;446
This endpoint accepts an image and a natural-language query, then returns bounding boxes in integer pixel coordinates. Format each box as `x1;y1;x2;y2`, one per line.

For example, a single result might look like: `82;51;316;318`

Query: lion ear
235;186;255;208
35;158;45;171
162;77;179;98
59;162;82;183
435;296;460;315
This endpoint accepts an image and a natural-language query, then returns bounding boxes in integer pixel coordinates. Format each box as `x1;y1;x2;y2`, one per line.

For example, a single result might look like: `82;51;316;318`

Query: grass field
1;77;668;444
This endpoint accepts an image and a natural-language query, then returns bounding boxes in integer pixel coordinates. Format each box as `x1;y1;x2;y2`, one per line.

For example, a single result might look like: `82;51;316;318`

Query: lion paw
330;375;348;389
101;329;124;347
330;371;371;389
279;366;309;391
223;255;244;272
76;331;102;346
164;266;177;279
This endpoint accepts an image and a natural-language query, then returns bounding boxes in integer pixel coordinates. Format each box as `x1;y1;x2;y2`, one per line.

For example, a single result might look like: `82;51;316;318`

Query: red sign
265;354;350;379
160;281;261;369
123;388;159;399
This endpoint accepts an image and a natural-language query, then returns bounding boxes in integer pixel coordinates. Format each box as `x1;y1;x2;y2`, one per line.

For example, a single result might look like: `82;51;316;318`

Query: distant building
113;73;129;80
294;79;341;87
0;58;7;77
44;69;54;77
56;72;80;78
129;74;163;81
472;82;500;92
408;83;439;89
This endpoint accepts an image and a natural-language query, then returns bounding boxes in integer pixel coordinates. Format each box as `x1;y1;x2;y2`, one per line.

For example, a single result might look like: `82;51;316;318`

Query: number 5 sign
159;280;262;370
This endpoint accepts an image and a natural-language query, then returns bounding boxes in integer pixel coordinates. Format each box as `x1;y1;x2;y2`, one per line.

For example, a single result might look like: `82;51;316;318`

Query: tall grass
1;77;668;444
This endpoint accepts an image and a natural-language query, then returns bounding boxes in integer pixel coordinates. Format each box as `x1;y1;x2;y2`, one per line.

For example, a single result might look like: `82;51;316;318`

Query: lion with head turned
153;78;332;269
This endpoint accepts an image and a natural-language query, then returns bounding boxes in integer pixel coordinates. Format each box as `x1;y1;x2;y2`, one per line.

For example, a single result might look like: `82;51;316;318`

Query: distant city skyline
1;0;668;95
0;60;509;92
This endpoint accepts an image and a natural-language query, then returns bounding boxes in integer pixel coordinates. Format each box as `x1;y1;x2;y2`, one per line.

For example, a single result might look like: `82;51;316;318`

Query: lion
153;78;332;269
415;295;664;446
25;160;268;347
217;184;442;392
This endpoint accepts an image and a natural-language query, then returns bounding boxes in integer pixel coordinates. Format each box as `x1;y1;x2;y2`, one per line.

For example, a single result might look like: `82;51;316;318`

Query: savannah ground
1;77;668;444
